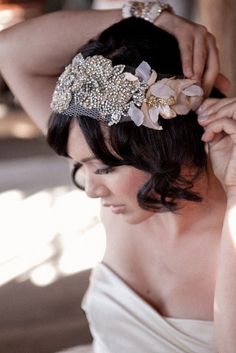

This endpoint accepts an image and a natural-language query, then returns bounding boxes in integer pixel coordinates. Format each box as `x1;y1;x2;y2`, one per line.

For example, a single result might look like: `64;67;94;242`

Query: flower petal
167;78;196;94
147;70;157;86
159;105;177;119
124;72;139;82
135;61;152;82
128;104;144;126
149;106;160;123
150;82;175;98
182;84;204;97
189;96;204;111
174;104;190;115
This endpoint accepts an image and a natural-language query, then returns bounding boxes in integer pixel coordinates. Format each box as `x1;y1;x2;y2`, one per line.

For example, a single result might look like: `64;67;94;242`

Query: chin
123;210;154;225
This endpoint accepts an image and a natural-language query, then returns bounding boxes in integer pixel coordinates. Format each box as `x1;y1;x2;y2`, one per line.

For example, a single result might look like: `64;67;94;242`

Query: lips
102;204;126;214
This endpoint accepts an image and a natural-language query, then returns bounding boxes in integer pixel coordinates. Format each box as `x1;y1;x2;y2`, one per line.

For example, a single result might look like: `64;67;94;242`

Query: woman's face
67;120;155;224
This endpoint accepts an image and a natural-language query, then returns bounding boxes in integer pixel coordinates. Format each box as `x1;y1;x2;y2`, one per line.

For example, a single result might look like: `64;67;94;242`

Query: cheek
121;170;150;201
129;171;149;194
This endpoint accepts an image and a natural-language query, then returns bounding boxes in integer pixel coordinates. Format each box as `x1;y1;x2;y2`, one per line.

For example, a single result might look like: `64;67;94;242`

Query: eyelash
72;163;114;175
72;163;114;191
95;167;114;175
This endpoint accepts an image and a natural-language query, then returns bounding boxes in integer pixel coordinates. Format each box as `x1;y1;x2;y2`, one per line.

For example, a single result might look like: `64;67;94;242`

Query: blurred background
0;2;105;353
0;1;235;353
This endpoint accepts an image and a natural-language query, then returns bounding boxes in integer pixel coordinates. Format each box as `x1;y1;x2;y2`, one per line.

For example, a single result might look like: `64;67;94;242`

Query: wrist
122;1;174;24
154;9;174;27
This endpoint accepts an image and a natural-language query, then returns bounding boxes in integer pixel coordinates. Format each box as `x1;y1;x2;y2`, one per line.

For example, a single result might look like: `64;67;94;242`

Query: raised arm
0;7;225;133
0;10;122;133
198;97;236;352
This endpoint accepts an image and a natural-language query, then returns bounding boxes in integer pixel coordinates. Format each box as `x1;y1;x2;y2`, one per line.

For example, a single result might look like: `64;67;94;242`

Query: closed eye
95;167;114;175
71;163;114;190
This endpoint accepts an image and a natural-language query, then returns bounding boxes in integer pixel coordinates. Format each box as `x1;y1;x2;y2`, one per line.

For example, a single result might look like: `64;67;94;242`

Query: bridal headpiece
51;53;204;130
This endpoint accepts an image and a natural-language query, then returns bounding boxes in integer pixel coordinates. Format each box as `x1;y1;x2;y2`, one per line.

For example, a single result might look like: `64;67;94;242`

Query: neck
144;165;226;239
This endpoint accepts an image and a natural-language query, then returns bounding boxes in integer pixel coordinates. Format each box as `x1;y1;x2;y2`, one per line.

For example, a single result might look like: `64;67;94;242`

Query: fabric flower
135;61;152;82
143;77;203;125
128;103;144;126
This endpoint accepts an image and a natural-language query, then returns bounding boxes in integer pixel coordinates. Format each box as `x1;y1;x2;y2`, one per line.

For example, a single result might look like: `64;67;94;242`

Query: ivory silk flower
126;60;204;130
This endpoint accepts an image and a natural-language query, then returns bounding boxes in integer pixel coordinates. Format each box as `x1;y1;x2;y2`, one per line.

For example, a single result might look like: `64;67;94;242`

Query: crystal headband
51;53;204;130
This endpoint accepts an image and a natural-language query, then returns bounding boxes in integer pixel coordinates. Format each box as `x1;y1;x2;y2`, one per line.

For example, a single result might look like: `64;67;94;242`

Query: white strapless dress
79;263;217;353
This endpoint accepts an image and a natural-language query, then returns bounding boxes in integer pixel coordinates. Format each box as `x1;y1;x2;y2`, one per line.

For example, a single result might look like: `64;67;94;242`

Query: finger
201;34;220;97
214;73;231;93
201;129;215;143
199;103;236;126
201;130;226;145
198;97;236;115
197;98;221;114
191;28;208;83
201;118;236;143
178;37;193;78
198;98;236;124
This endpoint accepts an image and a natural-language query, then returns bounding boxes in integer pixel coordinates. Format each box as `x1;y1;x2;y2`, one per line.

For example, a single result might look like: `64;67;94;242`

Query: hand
197;98;236;196
156;12;230;97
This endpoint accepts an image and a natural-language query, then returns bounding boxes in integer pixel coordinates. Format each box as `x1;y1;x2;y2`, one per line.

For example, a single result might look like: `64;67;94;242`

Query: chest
104;231;219;321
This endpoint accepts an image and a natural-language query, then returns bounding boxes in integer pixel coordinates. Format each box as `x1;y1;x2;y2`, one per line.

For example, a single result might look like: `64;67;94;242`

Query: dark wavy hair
47;18;222;212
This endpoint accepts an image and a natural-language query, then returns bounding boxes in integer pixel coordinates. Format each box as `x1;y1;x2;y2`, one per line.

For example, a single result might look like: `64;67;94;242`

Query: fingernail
198;109;209;116
197;106;204;114
198;114;209;122
184;67;192;77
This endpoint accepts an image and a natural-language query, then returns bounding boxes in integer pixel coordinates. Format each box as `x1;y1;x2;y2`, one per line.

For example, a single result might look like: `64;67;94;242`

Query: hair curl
47;18;223;212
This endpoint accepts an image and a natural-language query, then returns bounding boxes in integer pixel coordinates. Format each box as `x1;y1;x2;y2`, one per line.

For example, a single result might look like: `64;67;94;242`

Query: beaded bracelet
122;0;174;23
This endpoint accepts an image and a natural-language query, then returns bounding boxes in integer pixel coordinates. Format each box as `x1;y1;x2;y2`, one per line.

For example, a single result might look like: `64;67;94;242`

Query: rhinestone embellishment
51;53;144;125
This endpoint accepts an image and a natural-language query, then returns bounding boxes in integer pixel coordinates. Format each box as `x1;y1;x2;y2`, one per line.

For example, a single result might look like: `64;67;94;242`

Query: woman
0;5;235;353
46;18;236;353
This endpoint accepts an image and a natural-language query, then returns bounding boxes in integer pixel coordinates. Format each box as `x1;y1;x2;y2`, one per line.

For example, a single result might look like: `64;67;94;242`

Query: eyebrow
80;156;97;163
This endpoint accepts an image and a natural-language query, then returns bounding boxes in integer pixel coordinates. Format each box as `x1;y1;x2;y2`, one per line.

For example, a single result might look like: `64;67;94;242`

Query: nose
84;176;110;199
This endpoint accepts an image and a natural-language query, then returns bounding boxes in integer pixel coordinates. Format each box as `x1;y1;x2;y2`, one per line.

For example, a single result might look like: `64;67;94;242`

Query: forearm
0;9;177;79
0;9;122;75
0;8;220;131
198;0;236;96
214;190;236;353
0;9;172;132
0;9;122;132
